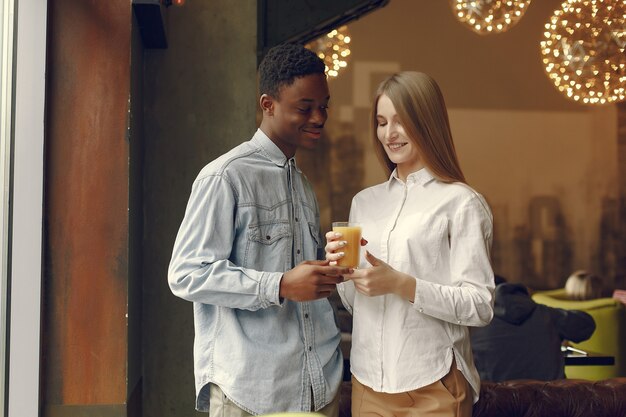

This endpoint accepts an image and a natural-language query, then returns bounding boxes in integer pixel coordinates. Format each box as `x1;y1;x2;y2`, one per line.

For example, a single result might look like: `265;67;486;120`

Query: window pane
0;0;15;412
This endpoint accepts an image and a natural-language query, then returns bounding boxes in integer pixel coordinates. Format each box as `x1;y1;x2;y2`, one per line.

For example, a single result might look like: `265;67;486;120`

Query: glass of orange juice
332;222;362;268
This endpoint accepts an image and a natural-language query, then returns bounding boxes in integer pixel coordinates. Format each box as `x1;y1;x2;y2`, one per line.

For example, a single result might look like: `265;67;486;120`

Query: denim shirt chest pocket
245;220;292;272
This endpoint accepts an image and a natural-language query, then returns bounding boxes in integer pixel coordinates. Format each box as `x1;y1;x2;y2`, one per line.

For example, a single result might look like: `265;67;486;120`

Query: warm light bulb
305;26;352;78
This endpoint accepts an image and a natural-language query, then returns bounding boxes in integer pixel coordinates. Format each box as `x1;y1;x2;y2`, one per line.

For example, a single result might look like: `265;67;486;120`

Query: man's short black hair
259;43;326;98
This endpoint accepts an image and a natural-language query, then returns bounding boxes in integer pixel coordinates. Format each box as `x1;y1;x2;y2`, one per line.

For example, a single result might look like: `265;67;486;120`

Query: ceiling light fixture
451;0;532;35
540;0;626;105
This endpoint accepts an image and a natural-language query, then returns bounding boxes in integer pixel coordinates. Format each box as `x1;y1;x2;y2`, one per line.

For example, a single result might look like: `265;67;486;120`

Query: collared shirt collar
252;128;302;172
387;167;436;189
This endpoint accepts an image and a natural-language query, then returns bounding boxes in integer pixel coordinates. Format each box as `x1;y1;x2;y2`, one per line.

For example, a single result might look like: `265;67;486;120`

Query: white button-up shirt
337;168;495;403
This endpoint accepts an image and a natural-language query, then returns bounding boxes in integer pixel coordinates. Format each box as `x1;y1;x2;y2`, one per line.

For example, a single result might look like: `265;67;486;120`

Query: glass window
0;0;16;412
2;1;46;416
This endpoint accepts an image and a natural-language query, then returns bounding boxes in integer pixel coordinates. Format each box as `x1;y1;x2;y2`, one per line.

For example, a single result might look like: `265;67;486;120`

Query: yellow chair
532;288;626;380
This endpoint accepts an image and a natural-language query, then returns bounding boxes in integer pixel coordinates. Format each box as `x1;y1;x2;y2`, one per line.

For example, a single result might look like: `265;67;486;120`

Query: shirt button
304;313;309;319
297;249;301;254
418;308;423;313
295;217;299;222
308;346;312;351
266;235;271;240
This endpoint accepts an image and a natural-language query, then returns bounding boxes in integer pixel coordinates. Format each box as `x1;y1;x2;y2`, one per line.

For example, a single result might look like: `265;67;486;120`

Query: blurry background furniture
532;288;626;379
338;378;626;417
472;378;626;417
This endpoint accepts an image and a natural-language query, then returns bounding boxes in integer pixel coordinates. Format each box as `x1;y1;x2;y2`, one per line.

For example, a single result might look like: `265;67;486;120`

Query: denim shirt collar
252;128;302;173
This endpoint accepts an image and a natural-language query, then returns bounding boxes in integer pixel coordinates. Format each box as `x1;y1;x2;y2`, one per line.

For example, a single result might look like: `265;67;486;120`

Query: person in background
612;275;626;306
168;44;350;417
565;270;604;300
326;71;495;417
470;275;596;382
613;289;626;306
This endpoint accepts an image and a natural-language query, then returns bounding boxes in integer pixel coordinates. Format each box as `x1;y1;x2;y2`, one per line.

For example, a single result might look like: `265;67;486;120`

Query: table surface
563;347;615;366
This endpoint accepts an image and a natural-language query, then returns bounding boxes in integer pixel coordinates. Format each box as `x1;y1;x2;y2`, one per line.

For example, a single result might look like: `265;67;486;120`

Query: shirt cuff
259;271;284;307
336;282;353;314
412;278;426;313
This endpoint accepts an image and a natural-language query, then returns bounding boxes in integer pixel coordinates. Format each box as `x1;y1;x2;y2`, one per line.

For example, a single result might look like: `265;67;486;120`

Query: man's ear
260;94;274;116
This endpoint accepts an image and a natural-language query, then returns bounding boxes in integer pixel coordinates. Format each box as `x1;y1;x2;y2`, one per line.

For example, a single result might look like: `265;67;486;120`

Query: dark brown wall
141;2;258;415
44;0;131;412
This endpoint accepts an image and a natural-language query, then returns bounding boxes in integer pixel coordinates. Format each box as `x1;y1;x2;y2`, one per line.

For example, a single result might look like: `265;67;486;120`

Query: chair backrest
532;288;626;380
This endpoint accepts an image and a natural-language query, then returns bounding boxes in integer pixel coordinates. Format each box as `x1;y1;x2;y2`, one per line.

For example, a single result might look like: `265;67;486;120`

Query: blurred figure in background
565;270;604;300
471;275;596;382
613;288;626;306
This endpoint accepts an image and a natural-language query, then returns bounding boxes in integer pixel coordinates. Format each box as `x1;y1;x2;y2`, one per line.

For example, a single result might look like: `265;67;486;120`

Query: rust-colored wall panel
44;0;131;407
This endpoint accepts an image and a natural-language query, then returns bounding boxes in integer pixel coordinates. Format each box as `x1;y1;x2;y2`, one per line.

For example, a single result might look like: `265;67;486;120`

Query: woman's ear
260;94;274;116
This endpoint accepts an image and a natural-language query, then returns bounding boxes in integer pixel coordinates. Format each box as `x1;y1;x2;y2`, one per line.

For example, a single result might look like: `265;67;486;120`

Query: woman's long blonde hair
565;270;604;300
371;71;466;183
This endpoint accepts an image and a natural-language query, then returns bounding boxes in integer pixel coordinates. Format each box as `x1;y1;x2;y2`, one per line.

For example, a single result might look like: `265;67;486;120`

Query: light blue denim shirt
168;129;343;414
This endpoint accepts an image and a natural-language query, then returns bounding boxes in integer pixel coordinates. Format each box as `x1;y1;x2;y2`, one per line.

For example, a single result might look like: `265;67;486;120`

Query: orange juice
332;222;362;268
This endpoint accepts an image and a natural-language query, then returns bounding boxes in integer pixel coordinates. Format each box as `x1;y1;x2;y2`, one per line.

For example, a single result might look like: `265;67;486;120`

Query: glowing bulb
306;26;352;78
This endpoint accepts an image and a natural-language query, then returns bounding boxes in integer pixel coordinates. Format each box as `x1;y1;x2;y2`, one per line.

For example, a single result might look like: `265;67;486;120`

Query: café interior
2;0;625;416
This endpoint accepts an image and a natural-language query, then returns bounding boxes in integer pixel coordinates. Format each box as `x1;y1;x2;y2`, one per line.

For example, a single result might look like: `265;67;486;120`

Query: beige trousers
351;360;472;417
208;383;340;417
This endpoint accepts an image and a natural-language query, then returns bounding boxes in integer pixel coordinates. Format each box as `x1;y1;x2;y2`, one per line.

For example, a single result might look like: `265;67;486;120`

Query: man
168;44;349;416
470;275;596;382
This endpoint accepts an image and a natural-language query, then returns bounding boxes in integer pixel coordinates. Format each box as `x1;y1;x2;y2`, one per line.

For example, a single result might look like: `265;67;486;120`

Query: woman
326;72;494;417
564;270;604;300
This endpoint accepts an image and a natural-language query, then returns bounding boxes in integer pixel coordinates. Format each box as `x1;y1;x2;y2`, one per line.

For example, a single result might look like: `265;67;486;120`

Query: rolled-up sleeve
168;173;283;310
413;194;495;327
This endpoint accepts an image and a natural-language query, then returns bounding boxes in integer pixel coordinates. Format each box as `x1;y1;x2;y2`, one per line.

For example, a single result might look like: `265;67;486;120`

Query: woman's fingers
364;250;382;266
325;250;345;261
324;239;347;253
324;231;349;263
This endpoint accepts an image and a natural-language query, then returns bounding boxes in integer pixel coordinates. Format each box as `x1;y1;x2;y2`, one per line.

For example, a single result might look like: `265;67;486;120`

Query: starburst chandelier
306;26;352;78
540;0;625;105
451;0;532;35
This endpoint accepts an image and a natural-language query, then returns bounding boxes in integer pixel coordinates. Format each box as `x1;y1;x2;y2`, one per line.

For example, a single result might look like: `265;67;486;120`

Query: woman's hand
324;231;367;265
324;231;346;265
347;251;416;301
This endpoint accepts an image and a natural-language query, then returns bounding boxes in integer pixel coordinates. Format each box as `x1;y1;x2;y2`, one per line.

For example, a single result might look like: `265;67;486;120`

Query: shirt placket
288;158;324;411
301;302;327;410
288;159;304;267
379;181;409;389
